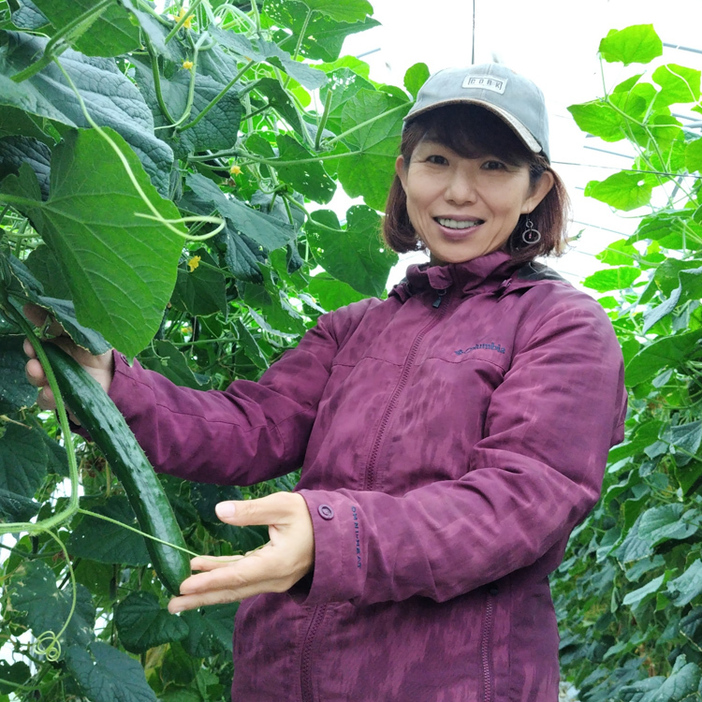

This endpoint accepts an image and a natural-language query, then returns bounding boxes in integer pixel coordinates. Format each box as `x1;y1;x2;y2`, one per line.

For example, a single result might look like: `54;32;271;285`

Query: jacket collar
390;250;523;302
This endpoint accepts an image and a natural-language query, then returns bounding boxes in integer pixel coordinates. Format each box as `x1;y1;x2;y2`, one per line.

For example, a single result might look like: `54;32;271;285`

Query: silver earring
521;217;541;245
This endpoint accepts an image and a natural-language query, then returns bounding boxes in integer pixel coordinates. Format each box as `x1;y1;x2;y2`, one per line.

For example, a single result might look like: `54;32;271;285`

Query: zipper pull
432;289;447;308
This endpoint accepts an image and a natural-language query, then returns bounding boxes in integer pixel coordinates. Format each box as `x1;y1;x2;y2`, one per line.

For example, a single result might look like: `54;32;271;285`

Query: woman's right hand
23;304;115;416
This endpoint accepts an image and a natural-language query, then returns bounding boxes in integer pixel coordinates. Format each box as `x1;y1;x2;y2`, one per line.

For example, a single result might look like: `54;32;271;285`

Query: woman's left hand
168;492;314;614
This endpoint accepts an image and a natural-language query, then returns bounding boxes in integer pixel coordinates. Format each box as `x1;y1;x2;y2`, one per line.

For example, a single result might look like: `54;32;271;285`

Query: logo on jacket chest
454;341;506;356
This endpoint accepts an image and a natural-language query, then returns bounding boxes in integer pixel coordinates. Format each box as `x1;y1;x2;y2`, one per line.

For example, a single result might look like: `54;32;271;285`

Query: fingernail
215;502;237;519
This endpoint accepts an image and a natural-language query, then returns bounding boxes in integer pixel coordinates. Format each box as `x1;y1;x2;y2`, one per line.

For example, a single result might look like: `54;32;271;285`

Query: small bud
187;255;201;273
182;60;194;70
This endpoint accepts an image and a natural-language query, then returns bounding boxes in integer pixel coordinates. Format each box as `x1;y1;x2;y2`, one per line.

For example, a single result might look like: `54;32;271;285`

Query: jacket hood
390;249;525;302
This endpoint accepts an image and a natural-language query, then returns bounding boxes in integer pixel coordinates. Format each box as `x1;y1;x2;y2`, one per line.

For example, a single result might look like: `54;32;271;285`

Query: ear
521;170;554;214
395;155;407;191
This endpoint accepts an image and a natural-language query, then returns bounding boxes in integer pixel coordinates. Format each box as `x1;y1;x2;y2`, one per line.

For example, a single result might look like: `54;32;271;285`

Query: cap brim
404;98;543;155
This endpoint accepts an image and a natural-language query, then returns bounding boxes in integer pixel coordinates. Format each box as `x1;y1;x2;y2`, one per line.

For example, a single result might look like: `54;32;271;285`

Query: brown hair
383;104;570;263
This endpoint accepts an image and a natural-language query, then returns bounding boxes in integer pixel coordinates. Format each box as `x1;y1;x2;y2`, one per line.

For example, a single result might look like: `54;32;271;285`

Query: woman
26;64;626;701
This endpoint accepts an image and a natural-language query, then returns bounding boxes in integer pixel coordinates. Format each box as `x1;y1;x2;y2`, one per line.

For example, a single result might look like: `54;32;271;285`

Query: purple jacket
109;250;626;702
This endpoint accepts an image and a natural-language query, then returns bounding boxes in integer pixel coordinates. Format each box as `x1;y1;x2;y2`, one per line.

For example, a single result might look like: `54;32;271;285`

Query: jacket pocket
481;585;498;702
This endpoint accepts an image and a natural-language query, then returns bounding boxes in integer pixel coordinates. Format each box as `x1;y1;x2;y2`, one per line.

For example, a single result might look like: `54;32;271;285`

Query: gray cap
405;63;550;161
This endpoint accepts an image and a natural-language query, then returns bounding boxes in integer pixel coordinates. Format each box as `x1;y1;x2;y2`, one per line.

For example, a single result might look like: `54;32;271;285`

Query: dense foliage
552;24;702;702
1;5;701;701
0;0;409;699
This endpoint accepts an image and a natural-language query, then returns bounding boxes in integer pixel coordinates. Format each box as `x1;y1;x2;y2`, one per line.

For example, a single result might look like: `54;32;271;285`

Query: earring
521;217;541;245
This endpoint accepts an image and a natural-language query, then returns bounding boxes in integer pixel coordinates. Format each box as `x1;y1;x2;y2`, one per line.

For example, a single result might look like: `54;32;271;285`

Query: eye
482;160;506;171
426;154;449;165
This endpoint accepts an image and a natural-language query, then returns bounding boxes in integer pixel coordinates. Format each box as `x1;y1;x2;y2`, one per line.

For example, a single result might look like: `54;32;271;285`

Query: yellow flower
187;255;201;273
176;7;192;28
229;164;242;176
182;60;194;70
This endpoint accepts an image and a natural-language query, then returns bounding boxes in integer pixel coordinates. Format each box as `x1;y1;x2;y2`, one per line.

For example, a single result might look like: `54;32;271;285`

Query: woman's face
395;139;554;266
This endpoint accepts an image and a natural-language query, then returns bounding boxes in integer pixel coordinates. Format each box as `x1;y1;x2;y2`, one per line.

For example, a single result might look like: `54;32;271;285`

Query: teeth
436;217;482;230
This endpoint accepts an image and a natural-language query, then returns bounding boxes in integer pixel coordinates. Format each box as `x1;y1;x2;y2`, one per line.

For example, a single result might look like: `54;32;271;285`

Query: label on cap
462;75;507;94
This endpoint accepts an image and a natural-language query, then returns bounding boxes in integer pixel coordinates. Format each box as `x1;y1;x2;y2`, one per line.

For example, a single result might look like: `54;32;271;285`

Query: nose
444;166;478;205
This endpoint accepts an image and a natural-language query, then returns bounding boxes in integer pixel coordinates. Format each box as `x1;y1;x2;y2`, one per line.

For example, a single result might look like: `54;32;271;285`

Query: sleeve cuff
297;489;367;606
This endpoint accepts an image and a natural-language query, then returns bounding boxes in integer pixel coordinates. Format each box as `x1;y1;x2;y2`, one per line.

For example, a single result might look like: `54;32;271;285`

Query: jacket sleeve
298;295;627;606
107;300;375;485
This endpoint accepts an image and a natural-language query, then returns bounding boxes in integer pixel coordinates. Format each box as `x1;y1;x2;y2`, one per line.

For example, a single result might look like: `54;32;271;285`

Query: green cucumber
43;343;190;595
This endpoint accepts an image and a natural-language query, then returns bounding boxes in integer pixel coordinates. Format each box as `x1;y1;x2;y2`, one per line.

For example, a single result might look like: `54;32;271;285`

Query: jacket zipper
300;604;327;702
363;286;452;491
481;586;497;702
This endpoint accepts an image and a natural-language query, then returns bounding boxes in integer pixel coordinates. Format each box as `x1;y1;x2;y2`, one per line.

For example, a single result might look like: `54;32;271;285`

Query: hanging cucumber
43;343;190;595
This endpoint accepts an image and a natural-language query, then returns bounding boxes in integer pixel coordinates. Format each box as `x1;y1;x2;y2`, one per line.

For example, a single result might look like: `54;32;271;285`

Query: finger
37;386;56;411
25;357;46;387
23;338;37;360
189;555;245;572
23;304;48;328
24;304;66;337
168;582;271;613
215;492;303;527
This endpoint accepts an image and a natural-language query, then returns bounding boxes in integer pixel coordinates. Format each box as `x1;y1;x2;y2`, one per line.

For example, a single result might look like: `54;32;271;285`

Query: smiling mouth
435;217;484;230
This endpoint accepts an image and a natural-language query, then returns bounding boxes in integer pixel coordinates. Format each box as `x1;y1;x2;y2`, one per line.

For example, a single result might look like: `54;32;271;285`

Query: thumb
215;492;301;527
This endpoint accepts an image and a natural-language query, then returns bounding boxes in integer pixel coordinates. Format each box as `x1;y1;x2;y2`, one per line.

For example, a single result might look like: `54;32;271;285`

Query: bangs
410;104;532;166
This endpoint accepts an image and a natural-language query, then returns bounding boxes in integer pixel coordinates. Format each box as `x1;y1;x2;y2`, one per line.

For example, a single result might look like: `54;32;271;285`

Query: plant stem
0;314;81;533
164;0;206;44
0;193;39;211
77;508;199;557
145;37;177;125
315;88;334;151
179;59;255;133
292;9;313;62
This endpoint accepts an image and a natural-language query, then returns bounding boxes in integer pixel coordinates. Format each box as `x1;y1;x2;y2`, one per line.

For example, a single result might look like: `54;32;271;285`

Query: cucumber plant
551;25;702;702
0;1;408;699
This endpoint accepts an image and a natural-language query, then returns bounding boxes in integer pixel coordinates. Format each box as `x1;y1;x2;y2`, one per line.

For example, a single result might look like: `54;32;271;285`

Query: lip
434;216;483;240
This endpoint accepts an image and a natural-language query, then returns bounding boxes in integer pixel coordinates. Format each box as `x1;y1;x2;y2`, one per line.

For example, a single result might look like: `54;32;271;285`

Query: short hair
383;104;570;263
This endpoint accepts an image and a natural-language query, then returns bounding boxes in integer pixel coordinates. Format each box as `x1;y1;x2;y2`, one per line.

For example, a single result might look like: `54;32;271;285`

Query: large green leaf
114;592;189;653
299;0;372;22
404;63;430;99
308;271;365;311
685;138;702;173
585;171;655;211
334;89;409;210
0;423;47;500
180;603;238;657
567;100;629;142
307;205;396;296
582;266;641;293
2;129;184;357
625;329;702;386
67;497;151;566
319;67;375;135
264;0;379;63
9;561;95;657
10;0;49;30
185;172;295;252
170;251;228;317
0;336;38;413
667;559;702;607
0;488;39;522
599;25;663;66
638;504;699;547
138;340;211;389
652;64;701;105
31;0;140;57
0;134;51;199
0;31;173;193
276;134;336;203
66;642;158;702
